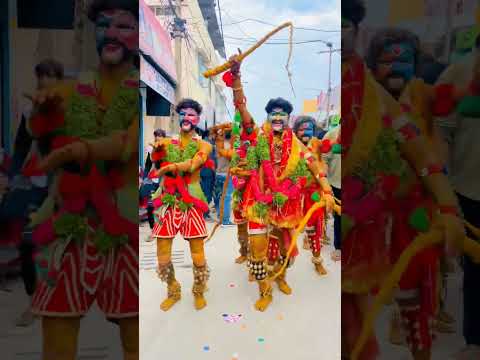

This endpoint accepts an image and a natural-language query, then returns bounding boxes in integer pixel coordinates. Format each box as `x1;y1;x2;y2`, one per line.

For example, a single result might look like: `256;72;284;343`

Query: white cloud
216;0;340;122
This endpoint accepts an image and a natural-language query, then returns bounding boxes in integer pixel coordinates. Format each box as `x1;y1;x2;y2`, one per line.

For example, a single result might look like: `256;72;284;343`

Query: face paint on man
95;9;139;66
297;122;315;144
178;108;200;133
268;108;289;133
376;42;415;96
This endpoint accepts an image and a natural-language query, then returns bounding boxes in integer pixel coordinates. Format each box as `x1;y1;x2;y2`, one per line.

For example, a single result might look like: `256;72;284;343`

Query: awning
141;56;175;116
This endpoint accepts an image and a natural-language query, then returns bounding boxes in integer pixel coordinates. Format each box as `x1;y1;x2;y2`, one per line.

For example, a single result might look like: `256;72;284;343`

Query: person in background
322;124;341;262
213;129;234;226
141;129;165;230
200;129;216;222
432;36;480;359
1;59;63;327
0;148;10;201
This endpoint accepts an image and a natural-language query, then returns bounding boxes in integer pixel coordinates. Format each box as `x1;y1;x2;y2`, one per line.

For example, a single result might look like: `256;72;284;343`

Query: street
140;221;341;360
0;284;123;359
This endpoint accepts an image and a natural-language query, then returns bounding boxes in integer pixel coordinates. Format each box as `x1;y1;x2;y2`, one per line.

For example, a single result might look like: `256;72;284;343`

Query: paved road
140;221;341;360
376;266;465;359
0;280;123;359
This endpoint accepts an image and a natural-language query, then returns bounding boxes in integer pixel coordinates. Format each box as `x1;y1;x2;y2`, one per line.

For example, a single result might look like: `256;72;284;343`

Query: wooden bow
203;22;295;95
351;220;480;360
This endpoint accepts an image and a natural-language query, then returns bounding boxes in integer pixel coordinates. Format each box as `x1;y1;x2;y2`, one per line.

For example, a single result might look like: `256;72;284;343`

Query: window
198;53;209;89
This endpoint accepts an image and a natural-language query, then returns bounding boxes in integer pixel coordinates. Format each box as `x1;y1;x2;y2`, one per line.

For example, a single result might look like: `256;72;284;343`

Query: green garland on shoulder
230;152;240;168
165;140;199;164
54;213;88;242
289;157;312;183
93;229;128;255
101;71;139;134
255;135;270;162
253;202;269;220
182;141;199;161
353;128;408;189
273;192;288;207
246;145;259;170
64;70;139;139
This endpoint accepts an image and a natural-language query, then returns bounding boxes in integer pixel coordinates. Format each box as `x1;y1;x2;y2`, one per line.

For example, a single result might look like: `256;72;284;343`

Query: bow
351;221;480;360
268;198;341;281
203;22;295;96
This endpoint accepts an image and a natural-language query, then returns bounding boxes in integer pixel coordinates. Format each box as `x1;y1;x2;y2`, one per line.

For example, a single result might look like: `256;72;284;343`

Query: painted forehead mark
98;9;136;22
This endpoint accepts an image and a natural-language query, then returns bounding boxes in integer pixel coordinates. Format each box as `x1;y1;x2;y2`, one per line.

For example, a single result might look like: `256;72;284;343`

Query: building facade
145;0;229;135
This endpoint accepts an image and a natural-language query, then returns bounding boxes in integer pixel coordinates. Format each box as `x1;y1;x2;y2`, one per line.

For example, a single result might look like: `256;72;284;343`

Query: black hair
35;59;64;79
342;0;366;28
153;128;166;138
265;97;293;115
88;0;139;22
175;98;203;115
293;116;317;133
366;28;420;72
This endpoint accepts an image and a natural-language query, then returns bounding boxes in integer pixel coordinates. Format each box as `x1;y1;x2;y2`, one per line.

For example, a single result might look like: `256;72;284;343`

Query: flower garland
351;128;407;190
165;140;199;164
154;138;209;213
63;70;139;139
31;70;140;278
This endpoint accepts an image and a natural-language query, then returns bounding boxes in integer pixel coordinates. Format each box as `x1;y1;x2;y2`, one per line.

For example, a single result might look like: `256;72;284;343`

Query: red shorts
233;208;246;224
32;238;138;318
248;221;267;235
153;206;207;239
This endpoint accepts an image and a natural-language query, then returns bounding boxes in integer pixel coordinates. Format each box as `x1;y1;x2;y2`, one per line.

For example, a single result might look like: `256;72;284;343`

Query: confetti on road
222;314;242;323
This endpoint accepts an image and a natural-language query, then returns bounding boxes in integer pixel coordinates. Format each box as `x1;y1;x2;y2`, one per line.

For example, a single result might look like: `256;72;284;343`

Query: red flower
63;196;87;213
76;83;96;97
320;139;332;153
433;84;456;116
22;154;44;177
58;172;87;196
32;219;56;246
153;198;163;208
222;71;235;88
151;149;165;162
204;158;215;170
123;79;139;88
382;115;393;128
47;268;59;281
108;168;124;189
29;112;65;138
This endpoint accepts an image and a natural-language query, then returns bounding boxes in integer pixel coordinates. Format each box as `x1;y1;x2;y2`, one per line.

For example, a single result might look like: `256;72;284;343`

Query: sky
216;0;341;123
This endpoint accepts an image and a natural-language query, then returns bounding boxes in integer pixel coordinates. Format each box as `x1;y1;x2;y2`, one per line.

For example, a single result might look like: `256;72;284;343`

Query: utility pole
169;0;186;134
443;0;454;63
324;42;333;130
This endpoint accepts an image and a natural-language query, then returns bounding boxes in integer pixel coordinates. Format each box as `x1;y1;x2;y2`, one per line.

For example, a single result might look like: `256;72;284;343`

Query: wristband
438;205;459;216
419;164;446;177
234;98;246;108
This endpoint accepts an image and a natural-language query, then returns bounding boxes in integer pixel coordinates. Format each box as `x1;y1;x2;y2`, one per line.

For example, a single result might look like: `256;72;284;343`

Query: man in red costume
293;116;329;275
152;98;212;311
341;1;465;359
366;27;455;344
214;56;258;269
27;1;140;358
223;55;335;311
